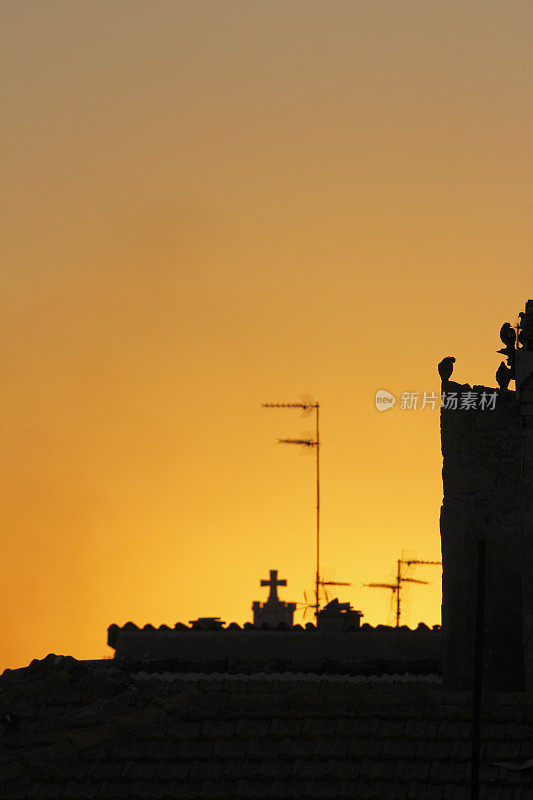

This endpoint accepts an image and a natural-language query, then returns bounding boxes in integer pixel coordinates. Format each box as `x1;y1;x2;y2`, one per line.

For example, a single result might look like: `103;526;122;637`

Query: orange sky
2;1;532;669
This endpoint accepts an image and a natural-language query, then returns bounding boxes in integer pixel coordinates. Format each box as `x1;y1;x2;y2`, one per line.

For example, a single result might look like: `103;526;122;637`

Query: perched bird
518;312;530;347
497;345;516;367
496;361;513;391
438;356;456;383
499;322;516;347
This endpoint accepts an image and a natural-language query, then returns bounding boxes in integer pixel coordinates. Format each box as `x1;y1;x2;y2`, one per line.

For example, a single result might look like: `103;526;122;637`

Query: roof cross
261;569;286;603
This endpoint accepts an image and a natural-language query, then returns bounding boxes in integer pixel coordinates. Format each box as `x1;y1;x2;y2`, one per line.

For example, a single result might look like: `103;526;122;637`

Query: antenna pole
364;556;441;626
262;399;322;620
396;559;401;628
471;539;486;800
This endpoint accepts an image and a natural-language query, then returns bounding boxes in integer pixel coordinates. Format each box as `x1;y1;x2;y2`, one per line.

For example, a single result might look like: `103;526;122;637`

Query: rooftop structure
439;299;533;692
252;569;296;628
0;654;531;799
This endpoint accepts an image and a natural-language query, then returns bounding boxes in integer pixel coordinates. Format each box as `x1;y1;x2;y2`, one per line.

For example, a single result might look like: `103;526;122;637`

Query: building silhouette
252;569;296;628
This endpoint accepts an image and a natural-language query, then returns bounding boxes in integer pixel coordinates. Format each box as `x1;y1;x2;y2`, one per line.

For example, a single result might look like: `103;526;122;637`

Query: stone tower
515;299;533;691
439;302;533;691
252;569;296;627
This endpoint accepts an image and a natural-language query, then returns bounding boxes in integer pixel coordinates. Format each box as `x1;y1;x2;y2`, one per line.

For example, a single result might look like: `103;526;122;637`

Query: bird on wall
497;320;517;383
499;322;516;348
518;311;533;349
497;346;515;363
438;356;456;383
496;361;513;391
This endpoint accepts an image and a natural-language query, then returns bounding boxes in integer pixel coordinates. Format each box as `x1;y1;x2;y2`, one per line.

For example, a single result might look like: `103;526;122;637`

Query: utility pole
262;400;321;619
471;540;486;800
365;557;441;627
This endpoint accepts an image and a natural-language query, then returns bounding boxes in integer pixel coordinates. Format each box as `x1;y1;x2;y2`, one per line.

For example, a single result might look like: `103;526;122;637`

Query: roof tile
44;757;88;781
334;759;363;780
374;779;409;799
109;738;147;761
487;740;524;762
85;759;121;781
514;787;533;800
269;717;303;737
416;739;438;760
134;721;169;742
27;782;54;800
164;717;203;740
250;739;280;759
265;759;292;779
432;740;452;760
518;739;532;759
19;740;76;769
334;717;359;736
143;739;164;762
423;783;445;800
360;758;386;779
356;780;376;799
65;781;100;799
219;758;243;780
481;762;503;783
405;781;427;799
404;760;431;782
94;781;117;798
297;759;326;779
441;784;469;800
277;738;314;759
121;759;147;781
153;760;191;781
212;739;246;759
196;780;234;799
188;759;224;780
115;707;166;734
233;718;271;737
0;760;24;783
180;739;215;760
304;778;339;798
233;779;270;798
313;736;349;759
449;739;471;760
337;780;363;800
4;659;533;799
484;787;511;800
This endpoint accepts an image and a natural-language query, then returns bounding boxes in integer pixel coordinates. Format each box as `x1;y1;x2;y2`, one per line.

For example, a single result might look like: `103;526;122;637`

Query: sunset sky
2;1;532;669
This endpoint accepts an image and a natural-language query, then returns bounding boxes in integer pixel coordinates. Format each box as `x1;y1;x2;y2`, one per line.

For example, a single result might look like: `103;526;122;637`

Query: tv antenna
300;574;351;620
364;556;441;627
263;397;342;621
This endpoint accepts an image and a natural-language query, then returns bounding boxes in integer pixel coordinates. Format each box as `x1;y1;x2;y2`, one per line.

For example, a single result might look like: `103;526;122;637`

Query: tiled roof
112;658;443;678
1;655;531;799
108;623;441;641
108;622;443;671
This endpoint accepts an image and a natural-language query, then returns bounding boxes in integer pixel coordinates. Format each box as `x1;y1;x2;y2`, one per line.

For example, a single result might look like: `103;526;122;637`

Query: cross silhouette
261;569;286;603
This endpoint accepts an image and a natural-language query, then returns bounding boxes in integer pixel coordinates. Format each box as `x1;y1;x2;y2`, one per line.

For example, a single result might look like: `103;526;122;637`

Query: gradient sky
2;1;532;669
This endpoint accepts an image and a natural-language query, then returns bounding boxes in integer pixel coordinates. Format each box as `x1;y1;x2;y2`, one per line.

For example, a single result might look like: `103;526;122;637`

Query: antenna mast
262;400;321;619
364;557;441;627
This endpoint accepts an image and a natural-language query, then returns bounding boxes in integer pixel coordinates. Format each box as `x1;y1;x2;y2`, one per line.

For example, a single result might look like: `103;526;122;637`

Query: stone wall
440;384;523;690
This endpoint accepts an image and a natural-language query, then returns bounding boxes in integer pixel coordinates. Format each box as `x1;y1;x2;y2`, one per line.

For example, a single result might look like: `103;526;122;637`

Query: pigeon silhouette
438;356;456;383
499;322;516;347
496;361;512;391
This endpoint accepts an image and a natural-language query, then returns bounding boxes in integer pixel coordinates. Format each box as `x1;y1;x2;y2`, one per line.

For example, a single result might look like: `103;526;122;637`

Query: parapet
107;620;443;669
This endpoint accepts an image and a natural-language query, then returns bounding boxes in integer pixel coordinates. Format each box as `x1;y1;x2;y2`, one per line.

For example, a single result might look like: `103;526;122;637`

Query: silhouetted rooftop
108;621;442;646
0;655;531;799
